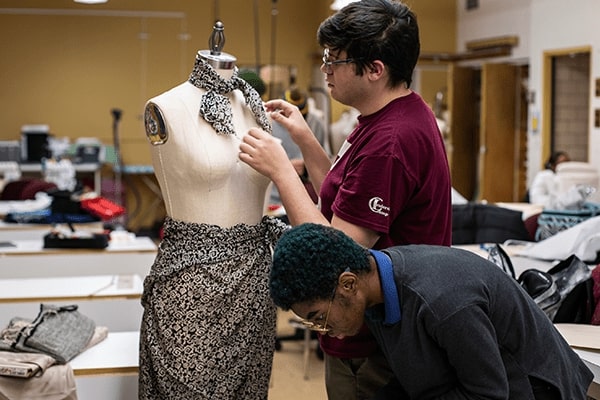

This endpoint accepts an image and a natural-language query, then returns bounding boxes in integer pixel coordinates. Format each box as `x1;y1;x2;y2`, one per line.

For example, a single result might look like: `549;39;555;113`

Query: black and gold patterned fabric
138;216;288;399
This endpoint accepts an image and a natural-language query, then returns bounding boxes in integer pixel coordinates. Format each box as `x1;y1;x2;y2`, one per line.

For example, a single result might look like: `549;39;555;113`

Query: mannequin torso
144;59;270;227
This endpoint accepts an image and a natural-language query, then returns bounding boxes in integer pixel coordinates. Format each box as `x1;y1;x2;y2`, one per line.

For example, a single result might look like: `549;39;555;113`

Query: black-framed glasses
322;48;360;73
297;286;337;333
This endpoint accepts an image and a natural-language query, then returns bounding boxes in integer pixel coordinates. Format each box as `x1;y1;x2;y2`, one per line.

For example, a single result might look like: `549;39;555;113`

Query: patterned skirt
138;216;287;400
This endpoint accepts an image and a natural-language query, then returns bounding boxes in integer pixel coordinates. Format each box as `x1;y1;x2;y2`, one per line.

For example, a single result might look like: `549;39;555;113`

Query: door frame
541;46;591;166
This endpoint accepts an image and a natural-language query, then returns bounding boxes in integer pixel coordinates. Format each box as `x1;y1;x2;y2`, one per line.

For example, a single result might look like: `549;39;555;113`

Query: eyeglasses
297;286;336;333
322;48;360;74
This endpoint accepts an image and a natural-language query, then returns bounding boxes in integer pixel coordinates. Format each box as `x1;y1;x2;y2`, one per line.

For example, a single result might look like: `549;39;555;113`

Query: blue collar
369;249;401;324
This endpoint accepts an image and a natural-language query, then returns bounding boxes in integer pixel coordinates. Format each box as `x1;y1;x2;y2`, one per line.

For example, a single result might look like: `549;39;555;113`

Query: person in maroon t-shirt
239;0;452;399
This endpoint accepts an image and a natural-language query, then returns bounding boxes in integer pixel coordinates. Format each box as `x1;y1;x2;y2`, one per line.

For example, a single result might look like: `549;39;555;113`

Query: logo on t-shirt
368;197;390;217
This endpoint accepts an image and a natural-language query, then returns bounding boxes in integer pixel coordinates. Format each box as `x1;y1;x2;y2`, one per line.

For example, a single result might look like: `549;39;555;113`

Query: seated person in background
269;223;593;399
529;151;569;206
269;87;330;220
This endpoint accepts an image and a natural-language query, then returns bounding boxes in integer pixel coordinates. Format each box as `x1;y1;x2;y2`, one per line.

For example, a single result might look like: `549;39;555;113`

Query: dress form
139;23;285;400
143;22;270;227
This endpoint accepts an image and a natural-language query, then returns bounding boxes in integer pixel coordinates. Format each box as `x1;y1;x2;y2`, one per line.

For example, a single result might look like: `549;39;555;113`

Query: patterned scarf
188;55;272;135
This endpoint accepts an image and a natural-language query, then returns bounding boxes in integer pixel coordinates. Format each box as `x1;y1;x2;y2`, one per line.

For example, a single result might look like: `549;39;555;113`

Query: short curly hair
270;223;371;310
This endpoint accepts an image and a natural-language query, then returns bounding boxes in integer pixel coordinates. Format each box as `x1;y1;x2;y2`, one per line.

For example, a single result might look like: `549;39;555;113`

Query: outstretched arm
266;99;332;193
239;103;379;248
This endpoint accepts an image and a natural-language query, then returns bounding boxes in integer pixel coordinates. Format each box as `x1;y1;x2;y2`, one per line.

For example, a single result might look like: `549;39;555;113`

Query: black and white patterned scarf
188;55;271;136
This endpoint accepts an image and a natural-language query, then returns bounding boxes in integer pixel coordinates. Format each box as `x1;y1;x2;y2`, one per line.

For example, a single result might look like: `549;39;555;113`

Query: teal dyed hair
270;223;370;310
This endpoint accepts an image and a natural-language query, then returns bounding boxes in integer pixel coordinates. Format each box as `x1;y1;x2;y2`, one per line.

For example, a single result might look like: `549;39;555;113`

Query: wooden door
447;64;479;201
478;63;519;202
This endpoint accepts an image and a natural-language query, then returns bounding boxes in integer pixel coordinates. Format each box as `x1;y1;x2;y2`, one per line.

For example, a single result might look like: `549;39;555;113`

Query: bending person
270;223;594;399
239;1;452;398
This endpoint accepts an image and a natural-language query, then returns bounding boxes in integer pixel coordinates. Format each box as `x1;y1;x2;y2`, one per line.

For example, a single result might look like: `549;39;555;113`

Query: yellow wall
0;0;455;229
0;0;332;165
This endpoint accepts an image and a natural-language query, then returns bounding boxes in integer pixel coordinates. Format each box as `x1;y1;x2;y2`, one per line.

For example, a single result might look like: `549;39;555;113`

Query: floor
268;310;327;400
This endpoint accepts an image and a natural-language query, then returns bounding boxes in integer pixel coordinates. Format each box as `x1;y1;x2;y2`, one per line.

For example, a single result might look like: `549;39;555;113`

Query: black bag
487;244;516;279
488;246;594;323
518;269;561;315
48;189;85;215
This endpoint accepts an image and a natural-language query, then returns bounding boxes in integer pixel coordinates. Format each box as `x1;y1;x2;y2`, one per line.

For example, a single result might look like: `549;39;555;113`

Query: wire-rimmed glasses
296;286;337;333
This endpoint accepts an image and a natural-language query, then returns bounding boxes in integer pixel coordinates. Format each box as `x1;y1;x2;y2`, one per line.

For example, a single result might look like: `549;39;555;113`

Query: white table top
0;236;157;255
554;323;600;396
70;331;139;376
574;348;600;399
495;202;544;220
0;221;103;231
452;243;555;275
0;221;106;242
19;162;101;173
575;348;600;374
0;274;143;303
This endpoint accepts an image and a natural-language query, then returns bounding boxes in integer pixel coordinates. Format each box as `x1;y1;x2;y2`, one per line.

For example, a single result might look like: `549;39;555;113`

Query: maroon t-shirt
319;92;452;358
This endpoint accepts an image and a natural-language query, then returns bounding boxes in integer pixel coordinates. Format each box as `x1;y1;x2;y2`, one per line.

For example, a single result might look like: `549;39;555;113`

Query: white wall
529;0;600;180
456;0;600;187
456;0;531;62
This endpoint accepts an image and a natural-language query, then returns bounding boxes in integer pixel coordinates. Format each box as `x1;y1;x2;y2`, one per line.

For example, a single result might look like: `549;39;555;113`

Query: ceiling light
330;0;359;10
74;0;108;4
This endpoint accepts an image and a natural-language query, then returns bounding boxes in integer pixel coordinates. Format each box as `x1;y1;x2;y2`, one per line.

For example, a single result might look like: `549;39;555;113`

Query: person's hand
239;127;297;182
265;99;314;145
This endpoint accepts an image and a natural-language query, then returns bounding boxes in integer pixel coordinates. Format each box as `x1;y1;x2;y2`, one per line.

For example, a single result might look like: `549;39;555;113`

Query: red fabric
591;264;600;325
21;180;57;200
523;212;541;242
80;197;125;220
0;179;57;200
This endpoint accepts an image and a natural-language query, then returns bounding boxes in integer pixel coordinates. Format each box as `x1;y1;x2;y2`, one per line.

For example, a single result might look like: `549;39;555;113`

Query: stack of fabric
0;304;107;400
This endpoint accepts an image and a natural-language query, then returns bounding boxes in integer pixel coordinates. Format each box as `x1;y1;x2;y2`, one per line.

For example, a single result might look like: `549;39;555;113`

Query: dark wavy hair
270;223;371;310
544;151;569;171
317;0;419;88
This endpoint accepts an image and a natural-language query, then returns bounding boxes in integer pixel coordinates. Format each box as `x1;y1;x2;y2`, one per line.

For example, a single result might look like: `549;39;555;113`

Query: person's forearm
297;136;332;194
272;168;329;227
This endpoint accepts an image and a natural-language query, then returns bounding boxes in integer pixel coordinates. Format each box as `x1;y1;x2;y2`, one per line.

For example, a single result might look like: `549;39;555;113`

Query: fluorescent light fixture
331;0;359;10
74;0;108;4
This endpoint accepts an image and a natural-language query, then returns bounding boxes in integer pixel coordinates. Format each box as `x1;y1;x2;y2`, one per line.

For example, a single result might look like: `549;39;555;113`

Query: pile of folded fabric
0;304;107;400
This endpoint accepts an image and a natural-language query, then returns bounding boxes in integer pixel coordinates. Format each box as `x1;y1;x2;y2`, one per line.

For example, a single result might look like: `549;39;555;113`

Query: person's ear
367;60;384;78
339;271;358;294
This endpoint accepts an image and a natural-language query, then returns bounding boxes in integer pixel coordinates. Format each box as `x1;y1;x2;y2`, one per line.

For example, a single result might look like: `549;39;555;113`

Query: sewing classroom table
70;331;139;377
452;242;555;276
0;221;104;241
0;273;144;333
554;324;600;399
0;236;157;279
0;273;143;303
0;276;144;399
70;331;140;400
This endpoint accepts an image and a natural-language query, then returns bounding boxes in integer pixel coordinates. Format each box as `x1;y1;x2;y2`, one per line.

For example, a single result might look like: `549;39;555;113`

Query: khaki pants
324;346;394;400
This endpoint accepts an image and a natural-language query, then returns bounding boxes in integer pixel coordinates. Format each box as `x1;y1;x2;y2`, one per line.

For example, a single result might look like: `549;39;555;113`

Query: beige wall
0;0;332;165
0;0;455;229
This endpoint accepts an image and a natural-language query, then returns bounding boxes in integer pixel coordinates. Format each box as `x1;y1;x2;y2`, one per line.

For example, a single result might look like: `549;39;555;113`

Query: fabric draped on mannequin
188;55;272;136
138;216;288;399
